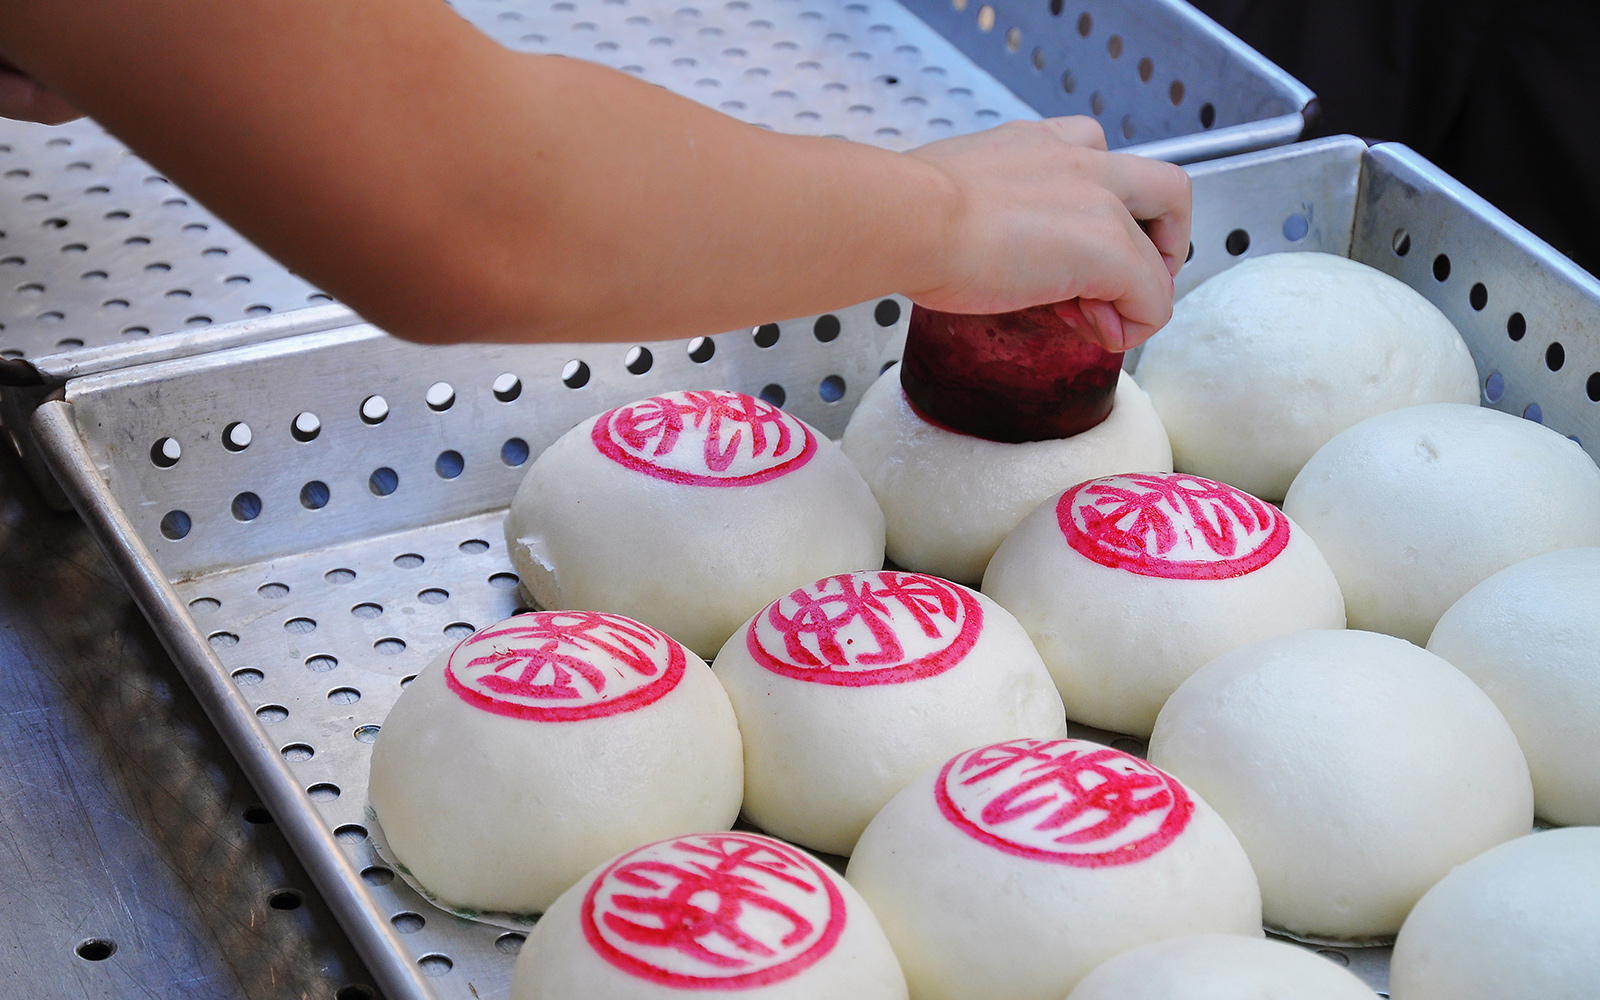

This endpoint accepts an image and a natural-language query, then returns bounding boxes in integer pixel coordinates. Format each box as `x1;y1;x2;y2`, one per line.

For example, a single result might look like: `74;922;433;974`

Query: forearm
0;0;959;344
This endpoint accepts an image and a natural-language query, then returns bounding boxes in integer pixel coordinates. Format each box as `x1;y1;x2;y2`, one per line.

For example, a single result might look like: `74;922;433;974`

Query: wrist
896;149;969;303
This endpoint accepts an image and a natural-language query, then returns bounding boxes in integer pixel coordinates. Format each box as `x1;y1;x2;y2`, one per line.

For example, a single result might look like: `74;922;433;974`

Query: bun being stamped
847;738;1260;1000
985;473;1343;737
714;571;1066;856
368;612;743;915
512;832;908;1000
507;390;885;659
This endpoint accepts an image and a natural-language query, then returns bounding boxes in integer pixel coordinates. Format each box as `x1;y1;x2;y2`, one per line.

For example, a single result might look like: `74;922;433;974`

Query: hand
0;57;79;125
905;116;1190;352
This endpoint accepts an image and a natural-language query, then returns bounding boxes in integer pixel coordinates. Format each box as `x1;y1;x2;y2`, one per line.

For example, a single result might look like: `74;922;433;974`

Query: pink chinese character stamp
444;611;685;722
591;390;817;486
582;833;847;989
746;571;983;686
936;739;1194;867
1056;472;1290;580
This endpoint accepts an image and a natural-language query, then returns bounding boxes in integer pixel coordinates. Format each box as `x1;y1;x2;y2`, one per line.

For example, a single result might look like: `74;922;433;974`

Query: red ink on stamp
935;739;1193;867
747;571;983;686
592;390;817;486
582;832;847;989
1056;473;1290;580
444;611;685;722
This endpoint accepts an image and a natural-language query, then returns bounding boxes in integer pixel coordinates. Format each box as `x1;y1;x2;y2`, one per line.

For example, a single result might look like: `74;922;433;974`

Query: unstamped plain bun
841;368;1171;585
1066;934;1376;1000
1135;251;1479;501
505;389;885;657
1284;402;1600;645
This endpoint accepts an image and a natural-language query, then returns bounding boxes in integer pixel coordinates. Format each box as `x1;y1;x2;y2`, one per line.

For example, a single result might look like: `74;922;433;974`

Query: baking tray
0;0;1311;506
37;133;1600;999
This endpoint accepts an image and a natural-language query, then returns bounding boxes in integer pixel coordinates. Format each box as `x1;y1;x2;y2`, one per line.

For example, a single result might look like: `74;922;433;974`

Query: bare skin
0;0;1189;351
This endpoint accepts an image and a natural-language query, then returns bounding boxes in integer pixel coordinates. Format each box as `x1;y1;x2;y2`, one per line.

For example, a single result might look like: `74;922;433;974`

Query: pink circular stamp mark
1057;472;1290;580
747;571;983;687
592;389;817;487
444;611;684;722
582;832;847;989
936;739;1194;867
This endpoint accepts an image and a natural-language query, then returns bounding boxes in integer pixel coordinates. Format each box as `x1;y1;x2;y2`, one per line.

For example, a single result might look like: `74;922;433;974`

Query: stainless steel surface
0;435;376;999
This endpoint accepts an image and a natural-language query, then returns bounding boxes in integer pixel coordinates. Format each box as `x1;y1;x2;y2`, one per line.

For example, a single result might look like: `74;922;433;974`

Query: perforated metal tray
37;134;1599;999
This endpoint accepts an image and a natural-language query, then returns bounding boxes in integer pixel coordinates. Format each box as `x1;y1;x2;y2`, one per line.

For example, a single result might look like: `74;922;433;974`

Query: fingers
0;70;80;125
1099;152;1192;277
1037;115;1108;151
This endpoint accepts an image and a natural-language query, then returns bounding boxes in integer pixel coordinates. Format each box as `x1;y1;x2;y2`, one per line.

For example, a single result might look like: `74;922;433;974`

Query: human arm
0;0;1187;349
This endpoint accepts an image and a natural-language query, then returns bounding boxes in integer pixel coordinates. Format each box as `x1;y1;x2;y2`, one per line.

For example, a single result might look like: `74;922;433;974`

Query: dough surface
1149;628;1532;941
840;368;1171;585
983;471;1345;736
1284;402;1600;645
847;738;1261;1000
713;570;1067;855
1135;251;1478;501
1427;546;1600;825
505;389;885;657
1066;934;1376;1000
368;612;744;913
511;831;908;1000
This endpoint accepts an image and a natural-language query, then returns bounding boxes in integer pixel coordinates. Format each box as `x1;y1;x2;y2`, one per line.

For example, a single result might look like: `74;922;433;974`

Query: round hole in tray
502;437;530;466
1470;282;1488;311
1137;56;1153;82
444;622;476;639
880;359;898;375
489;572;520;589
1106;34;1122;58
75;939;116;962
360;865;393;886
232;667;264;687
1224;229;1250;256
1168;80;1185;106
625;345;654;375
1076;11;1091;35
493;372;522;402
425;381;455;411
308;781;341;800
760;383;787;407
1199;102;1215;128
1031;46;1045;69
460;538;489;554
123;325;150;337
562;359;591;388
360;394;389;424
103;298;129;311
334;822;368;843
1484;371;1505;403
353;726;381;744
300;480;330;510
226;274;251;286
281;743;314;762
1005;26;1021;51
1048;0;1063;14
1121;115;1135;140
55;337;83;350
259;582;290;598
1432;253;1451;281
368;467;399;497
435;449;465;479
419;954;453;977
1524;401;1544;423
243;803;273;825
209;631;239;648
976;4;995;31
813;314;841;342
1507;311;1526;341
753;323;781;348
231;492;262;522
336;986;377;1000
291;411;321;442
375;637;406;654
400;674;417;688
284;616;316;635
222;421;253;451
1060;69;1075;94
392;911;426;934
1316;948;1351;967
819;374;846;402
185;315;212;328
1546;342;1565;371
1282;213;1309;242
1090;91;1105;115
875;298;902;326
351;602;382;619
419;588;449;605
394;552;424;568
256;704;288;725
325;568;355;584
328;687;361;705
245;304;271;316
496;932;528;955
687;336;716;363
150;437;181;468
1587;372;1600;402
306;654;339;672
1185;241;1194;263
